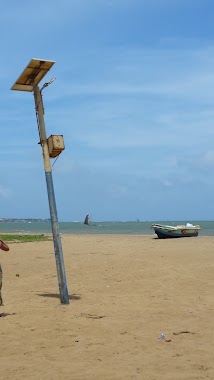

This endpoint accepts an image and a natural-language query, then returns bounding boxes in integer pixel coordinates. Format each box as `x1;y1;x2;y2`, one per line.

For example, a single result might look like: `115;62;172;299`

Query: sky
0;0;214;221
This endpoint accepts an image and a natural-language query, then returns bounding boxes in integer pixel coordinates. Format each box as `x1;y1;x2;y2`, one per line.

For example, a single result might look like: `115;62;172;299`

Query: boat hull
154;229;199;239
151;223;201;239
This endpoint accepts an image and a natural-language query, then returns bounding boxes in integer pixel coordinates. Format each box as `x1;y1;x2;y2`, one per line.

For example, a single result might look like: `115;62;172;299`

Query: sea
0;221;214;236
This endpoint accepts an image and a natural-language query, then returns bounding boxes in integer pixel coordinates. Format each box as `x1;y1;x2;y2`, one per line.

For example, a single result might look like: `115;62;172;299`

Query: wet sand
0;234;213;379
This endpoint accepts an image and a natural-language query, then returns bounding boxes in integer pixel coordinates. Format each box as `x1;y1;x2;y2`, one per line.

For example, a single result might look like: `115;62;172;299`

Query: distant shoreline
0;219;50;223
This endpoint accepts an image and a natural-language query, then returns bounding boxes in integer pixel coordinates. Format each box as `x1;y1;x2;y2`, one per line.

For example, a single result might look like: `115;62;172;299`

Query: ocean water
0;221;214;236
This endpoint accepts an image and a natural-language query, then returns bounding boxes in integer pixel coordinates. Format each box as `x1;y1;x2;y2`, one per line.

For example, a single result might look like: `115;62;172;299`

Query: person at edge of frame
0;239;10;306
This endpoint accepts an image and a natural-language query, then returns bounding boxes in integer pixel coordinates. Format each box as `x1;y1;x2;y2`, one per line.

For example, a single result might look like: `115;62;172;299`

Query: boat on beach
151;223;201;239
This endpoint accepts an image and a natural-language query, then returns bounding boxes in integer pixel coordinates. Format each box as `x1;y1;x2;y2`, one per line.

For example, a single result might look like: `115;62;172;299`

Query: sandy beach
0;234;214;379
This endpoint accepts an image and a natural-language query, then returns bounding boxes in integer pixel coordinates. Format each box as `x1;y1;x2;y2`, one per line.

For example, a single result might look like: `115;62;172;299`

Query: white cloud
202;151;214;166
0;185;13;199
162;179;173;187
43;45;214;106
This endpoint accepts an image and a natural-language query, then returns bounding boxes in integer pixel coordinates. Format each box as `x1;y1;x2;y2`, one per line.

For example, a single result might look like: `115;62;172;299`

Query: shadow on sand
0;313;16;317
37;293;81;301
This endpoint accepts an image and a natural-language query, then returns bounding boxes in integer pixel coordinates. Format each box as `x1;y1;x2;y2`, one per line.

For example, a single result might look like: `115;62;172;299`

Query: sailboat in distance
84;213;90;225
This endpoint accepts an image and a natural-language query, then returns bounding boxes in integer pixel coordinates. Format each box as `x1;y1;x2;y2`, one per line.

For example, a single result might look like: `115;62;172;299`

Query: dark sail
84;214;90;225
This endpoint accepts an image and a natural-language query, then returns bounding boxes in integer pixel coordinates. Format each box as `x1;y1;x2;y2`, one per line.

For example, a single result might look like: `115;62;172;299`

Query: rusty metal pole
33;85;69;304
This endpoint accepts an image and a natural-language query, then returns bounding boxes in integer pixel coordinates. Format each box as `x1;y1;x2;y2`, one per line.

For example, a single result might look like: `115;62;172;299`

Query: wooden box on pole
47;135;65;158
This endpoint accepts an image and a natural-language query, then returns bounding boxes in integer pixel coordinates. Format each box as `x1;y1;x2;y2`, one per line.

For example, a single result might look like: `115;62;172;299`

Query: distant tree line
0;218;50;222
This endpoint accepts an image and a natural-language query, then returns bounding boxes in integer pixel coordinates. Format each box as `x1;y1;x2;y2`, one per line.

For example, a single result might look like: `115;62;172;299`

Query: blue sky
0;0;214;221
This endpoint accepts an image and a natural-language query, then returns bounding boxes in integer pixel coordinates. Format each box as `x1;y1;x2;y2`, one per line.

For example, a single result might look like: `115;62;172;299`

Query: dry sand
0;234;214;380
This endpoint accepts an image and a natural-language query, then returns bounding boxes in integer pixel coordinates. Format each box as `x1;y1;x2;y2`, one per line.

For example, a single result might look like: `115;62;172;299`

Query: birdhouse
47;135;65;158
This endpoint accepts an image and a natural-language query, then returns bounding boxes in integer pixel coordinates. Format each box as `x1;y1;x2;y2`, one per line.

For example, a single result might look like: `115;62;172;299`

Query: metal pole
33;85;69;305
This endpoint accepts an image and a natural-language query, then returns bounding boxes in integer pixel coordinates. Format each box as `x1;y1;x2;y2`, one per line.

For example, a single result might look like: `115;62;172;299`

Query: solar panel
11;58;55;92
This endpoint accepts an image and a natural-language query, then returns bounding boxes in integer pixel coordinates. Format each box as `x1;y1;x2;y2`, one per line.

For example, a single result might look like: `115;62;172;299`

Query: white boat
151;223;201;239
